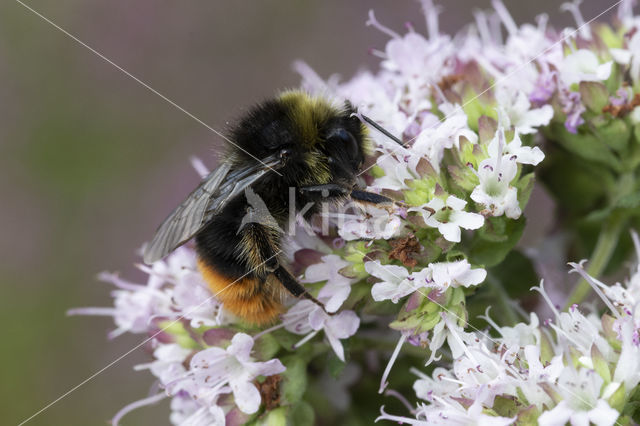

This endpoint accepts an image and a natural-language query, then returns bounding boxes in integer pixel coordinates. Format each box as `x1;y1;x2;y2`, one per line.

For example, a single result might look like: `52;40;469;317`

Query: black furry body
195;92;367;289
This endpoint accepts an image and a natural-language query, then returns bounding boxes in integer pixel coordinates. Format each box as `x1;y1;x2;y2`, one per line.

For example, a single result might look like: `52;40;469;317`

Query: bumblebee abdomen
197;258;284;325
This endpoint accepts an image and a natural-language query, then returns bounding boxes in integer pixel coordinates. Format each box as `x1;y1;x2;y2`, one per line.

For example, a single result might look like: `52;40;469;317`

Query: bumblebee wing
142;154;282;264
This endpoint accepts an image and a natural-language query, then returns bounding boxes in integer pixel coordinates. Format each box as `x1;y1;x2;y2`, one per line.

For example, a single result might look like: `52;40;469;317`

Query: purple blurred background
1;1;614;424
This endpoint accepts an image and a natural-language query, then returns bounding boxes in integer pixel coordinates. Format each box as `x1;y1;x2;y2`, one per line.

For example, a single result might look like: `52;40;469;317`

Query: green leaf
546;123;621;172
592;118;631;154
327;351;347;377
280;356;308;405
489;250;538;299
468;217;526;267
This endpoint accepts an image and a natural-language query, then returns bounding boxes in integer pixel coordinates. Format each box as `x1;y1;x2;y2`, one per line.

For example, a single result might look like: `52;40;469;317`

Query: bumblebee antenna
360;113;406;148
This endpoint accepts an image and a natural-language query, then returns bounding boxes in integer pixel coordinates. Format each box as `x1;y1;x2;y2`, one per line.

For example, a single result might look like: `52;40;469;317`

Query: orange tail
197;258;284;325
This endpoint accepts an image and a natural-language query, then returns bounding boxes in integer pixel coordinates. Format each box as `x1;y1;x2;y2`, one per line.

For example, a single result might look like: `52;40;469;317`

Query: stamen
536;13;549;34
531;280;561;319
631;230;640;264
561;1;591;40
420;0;442;41
379;333;407;393
368;48;387;59
618;0;636;24
292;329;320;349
112;392;167;426
568;261;621;318
252;322;287;340
473;10;492;46
492;0;518;36
366;10;401;39
66;307;116;316
292;60;330;91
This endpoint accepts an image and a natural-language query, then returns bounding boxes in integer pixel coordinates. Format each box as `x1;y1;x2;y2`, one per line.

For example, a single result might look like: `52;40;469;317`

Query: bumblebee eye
329;128;359;160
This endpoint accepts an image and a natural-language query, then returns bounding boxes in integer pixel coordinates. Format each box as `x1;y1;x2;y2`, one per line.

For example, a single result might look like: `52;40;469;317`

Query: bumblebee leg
350;189;395;205
299;183;350;198
239;222;330;313
273;265;330;312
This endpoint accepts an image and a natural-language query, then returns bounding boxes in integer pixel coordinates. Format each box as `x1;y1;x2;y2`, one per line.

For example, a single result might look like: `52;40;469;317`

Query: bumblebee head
229;90;369;188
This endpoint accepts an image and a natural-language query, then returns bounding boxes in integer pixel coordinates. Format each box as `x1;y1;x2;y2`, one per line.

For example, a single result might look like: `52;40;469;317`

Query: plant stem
564;212;627;309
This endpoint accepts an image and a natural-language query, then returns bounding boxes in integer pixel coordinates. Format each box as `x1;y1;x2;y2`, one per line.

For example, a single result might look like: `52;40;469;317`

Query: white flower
169;396;226;426
364;260;432;303
302;254;357;313
559;49;613;87
172;270;227;328
337;205;403;241
495;87;554;134
372;154;414;191
488;129;545;166
427;313;477;365
517;345;564;409
413;367;460;402
282;300;360;362
412;105;477;172
429;259;486;290
181;333;285;415
135;343;191;387
410;195;484;242
471;154;521;219
537;368;618;426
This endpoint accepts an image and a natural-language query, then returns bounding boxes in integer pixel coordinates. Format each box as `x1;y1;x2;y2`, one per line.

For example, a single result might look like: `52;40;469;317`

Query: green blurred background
1;1;614;424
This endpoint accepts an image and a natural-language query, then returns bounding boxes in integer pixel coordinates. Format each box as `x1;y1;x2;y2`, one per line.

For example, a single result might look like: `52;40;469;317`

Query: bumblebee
143;90;399;325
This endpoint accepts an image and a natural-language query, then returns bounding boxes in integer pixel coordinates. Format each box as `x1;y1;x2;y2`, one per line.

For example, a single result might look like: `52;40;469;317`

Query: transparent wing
143;154;282;264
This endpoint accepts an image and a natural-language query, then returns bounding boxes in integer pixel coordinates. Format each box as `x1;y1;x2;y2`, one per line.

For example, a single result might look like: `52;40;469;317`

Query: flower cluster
377;238;640;425
71;0;640;424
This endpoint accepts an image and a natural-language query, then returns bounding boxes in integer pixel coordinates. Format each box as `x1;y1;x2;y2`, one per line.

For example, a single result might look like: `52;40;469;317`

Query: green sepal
516;405;540;425
579;81;609;114
608;382;626;413
370;164;385;178
591;344;611;384
254;333;281;360
515;172;535;211
263;407;287;426
288;401;315;426
622;384;640;423
491;395;521;418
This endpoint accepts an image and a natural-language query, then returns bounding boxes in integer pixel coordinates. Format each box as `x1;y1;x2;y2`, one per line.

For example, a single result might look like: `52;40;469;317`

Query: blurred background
0;0;616;424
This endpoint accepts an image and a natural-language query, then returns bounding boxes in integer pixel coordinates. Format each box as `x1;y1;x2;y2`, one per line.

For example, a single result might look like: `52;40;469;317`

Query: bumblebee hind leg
240;222;329;312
